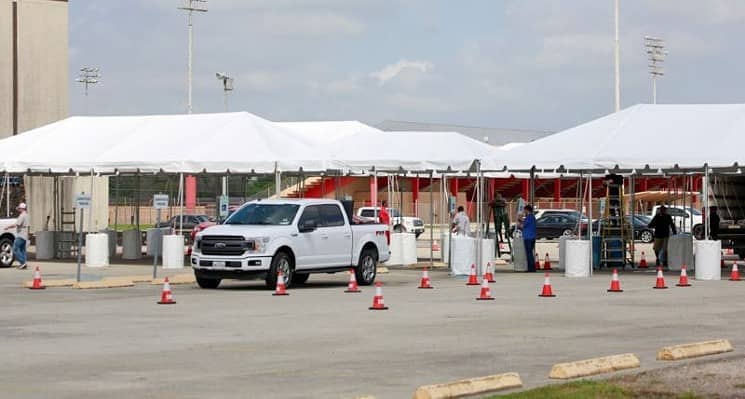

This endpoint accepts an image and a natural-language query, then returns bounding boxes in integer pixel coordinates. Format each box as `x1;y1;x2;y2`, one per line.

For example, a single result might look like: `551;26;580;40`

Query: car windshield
225;203;300;225
196;215;210;222
688;208;701;216
389;208;401;217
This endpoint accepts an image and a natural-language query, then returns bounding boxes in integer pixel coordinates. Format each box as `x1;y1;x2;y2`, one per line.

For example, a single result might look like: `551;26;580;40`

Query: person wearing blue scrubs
521;204;537;272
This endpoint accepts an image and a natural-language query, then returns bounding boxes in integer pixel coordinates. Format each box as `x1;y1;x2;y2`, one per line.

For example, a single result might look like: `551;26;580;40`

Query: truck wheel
640;230;654;243
393;225;405;233
0;237;13;268
293;273;309;284
355;249;377;286
415;232;423;239
266;251;294;289
692;224;704;240
195;276;221;289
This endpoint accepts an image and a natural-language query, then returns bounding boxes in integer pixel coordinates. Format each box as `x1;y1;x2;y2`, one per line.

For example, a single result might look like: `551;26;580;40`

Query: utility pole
177;0;207;114
644;36;667;104
614;0;621;112
75;67;100;114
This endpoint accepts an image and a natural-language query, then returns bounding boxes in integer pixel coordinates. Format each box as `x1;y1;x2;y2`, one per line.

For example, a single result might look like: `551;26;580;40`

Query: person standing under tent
489;192;509;242
379;200;391;244
451;205;470;236
4;203;29;269
709;206;720;240
519;204;537;272
648;205;677;268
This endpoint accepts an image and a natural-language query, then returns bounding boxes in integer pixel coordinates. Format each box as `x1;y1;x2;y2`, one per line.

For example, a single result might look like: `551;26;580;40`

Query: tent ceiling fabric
495;104;745;172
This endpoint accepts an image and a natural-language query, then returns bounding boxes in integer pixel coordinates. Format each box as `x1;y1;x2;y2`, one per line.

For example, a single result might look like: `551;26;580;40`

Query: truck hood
196;224;294;239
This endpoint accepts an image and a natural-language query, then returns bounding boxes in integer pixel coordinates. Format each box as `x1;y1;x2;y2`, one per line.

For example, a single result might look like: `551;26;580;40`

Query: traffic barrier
653;267;668;289
272;270;289;296
412;372;522;399
466;264;479;286
538;272;556;297
28;267;45;290
157;277;176;304
729;262;741;281
476;277;494;301
549;353;640;379
657;339;733;361
418;267;433;289
676;265;692;287
369;282;388;310
607;268;623;292
345;269;361;293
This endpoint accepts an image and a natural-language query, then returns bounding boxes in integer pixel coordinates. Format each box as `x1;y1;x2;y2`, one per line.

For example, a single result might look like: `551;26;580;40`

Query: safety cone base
345;288;361;293
418;285;434;289
653;286;668;289
676;283;691;287
538;293;556;297
28;285;45;290
466;281;480;286
157;299;176;304
369;305;389;310
476;296;495;301
729;278;741;282
607;288;623;292
272;292;289;296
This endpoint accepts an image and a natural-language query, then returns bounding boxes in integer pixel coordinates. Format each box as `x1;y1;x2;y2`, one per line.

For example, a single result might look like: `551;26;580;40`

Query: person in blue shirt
520;204;537;272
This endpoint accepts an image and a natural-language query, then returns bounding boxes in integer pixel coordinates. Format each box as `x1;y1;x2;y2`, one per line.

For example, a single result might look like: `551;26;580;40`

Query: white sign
219;195;229;217
75;194;92;209
153;194;169;210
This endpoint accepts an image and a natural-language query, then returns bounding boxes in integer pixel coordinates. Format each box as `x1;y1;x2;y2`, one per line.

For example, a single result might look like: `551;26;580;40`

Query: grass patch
109;224;154;232
490;380;705;399
734;383;745;389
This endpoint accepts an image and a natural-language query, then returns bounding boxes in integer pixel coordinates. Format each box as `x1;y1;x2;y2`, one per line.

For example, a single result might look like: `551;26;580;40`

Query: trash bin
592;236;602;269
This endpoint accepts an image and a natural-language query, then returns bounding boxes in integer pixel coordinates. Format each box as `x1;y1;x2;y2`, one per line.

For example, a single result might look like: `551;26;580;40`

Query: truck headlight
247;236;271;253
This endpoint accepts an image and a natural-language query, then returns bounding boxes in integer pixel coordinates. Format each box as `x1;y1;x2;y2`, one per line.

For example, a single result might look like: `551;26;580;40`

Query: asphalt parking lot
1;260;743;399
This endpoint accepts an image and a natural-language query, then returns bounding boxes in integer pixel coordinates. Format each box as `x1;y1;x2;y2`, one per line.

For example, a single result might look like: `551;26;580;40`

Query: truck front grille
200;235;253;256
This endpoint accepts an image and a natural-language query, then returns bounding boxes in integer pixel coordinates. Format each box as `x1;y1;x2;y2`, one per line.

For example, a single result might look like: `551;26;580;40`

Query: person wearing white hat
4;202;29;269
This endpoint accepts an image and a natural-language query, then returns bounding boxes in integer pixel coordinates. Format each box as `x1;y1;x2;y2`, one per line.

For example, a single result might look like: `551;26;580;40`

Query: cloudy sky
69;0;745;132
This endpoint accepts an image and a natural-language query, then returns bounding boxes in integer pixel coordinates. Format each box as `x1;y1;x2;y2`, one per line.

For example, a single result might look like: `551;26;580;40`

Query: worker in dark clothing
489;192;509;243
648;206;677;268
709;206;720;240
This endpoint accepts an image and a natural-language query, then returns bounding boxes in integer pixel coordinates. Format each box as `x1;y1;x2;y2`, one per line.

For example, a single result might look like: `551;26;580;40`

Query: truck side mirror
299;220;317;233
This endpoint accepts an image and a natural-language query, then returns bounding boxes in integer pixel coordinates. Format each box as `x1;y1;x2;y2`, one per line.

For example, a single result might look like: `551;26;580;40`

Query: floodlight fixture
644;35;667;104
216;72;234;111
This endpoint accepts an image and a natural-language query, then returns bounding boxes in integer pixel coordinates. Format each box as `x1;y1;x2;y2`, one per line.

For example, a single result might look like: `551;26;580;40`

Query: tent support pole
630;174;635;267
588;173;593;276
429;170;434;269
275;164;281;198
178;173;184;236
705;166;710;239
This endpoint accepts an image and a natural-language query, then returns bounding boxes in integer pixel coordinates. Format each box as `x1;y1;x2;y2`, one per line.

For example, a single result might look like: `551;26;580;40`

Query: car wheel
415;232;422;239
266;251;294;289
512;229;523;239
640;230;654;243
355;248;377;286
692;224;704;240
562;229;574;237
195;275;221;289
293;273;309;285
0;237;13;268
393;225;405;233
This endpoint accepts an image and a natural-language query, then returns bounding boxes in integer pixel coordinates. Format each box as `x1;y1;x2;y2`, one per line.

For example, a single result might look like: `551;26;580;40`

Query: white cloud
370;60;434;86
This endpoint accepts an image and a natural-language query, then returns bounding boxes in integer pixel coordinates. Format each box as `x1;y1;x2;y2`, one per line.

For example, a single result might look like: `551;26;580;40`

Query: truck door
296;205;324;269
320;204;351;266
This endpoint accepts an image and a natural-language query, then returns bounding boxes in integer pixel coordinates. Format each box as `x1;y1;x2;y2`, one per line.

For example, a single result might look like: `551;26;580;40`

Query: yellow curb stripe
549;353;640;379
413;372;522;399
150;274;196;285
657;339;733;361
72;278;135;289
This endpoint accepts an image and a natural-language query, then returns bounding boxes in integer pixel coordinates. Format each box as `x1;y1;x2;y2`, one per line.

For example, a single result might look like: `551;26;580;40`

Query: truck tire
692;224;704;240
355;248;377;286
293;273;310;284
393;225;405;233
266;251;294;289
195;275;221;289
640;230;654;243
0;236;13;268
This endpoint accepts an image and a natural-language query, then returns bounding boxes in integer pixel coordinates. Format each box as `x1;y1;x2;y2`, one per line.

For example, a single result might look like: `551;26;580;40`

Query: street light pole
75;67;100;115
614;0;621;112
178;0;207;114
216;72;234;112
644;36;667;104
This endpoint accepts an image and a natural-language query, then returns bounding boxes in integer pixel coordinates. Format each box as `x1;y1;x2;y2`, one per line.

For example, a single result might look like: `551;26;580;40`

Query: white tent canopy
492;104;745;172
276;121;384;144
0;112;328;174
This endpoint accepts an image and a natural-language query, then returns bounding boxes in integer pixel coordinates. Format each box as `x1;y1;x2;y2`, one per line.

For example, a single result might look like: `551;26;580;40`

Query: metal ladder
56;208;77;259
601;174;630;268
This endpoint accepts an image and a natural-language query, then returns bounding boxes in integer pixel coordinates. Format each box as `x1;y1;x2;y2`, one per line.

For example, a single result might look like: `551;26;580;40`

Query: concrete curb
150;274;196;285
412;372;522;399
549;353;640;379
72;278;135;289
657;339;733;361
23;278;76;288
377;267;390;274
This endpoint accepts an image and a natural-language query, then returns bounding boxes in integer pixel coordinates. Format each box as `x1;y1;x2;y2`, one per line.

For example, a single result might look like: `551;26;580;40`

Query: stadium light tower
216;72;234;112
644;36;667;104
76;67;101;114
178;0;208;114
614;0;620;112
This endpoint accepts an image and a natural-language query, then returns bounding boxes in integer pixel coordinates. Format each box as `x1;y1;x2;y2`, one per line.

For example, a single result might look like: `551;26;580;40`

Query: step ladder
56;208;77;259
601;174;630;269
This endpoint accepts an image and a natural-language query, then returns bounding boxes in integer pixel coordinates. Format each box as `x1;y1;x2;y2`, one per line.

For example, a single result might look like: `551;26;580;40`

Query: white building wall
0;1;12;137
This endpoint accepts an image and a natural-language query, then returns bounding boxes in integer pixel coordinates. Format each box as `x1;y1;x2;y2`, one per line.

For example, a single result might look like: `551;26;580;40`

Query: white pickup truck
0;218;17;267
191;199;390;289
356;207;425;238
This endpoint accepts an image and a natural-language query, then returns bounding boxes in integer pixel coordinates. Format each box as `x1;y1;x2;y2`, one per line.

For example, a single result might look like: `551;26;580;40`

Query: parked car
650;205;702;235
591;214;655;243
191;199;391;289
511;213;587;240
0;218;17;267
356;207;425;238
155;214;211;231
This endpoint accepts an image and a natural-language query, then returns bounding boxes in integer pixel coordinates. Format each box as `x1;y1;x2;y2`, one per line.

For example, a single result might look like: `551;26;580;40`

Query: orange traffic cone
369;282;389;310
432;241;440;252
729;262;741;281
676;265;691;287
484;262;495;283
639;251;648;268
272;270;289;296
607;268;623;292
466;264;479;286
345;269;361;293
543;253;552;270
653;267;668;289
535;253;542;270
28;266;45;290
476;277;494;301
538;272;556;297
157;277;176;304
418;267;433;289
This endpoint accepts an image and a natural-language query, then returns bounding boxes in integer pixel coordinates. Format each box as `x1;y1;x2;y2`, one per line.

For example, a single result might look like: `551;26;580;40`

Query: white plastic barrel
146;228;169;256
512;238;527;272
695;240;721;280
162;234;185;269
85;233;109;268
564;239;590;278
122;230;142;260
101;229;117;259
451;236;475;276
480;238;495;270
440;233;450;262
34;231;55;260
400;233;418;265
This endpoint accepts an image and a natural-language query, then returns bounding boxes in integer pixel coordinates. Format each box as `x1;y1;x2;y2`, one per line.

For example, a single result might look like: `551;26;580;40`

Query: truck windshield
225;203;300;225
